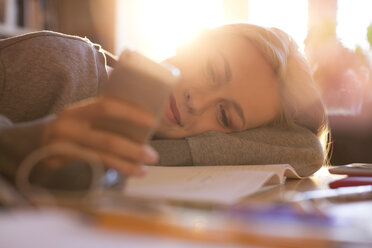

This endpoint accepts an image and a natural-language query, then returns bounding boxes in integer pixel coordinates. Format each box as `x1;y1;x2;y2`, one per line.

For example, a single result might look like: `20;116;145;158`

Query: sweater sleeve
0;31;107;184
150;125;324;177
0;31;108;123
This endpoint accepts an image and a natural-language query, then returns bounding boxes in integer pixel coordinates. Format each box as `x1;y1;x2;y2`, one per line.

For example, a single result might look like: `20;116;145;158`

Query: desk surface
239;167;372;247
243;166;345;203
1;167;371;248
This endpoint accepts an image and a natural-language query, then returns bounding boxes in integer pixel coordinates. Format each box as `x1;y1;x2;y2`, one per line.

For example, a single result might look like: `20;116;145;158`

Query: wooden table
1;167;371;248
90;167;372;248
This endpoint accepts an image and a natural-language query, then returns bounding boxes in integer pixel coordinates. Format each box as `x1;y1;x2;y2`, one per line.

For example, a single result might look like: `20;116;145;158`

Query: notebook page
125;164;299;204
233;164;301;179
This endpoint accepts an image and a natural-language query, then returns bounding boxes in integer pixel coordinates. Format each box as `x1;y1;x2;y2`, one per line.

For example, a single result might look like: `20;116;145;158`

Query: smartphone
328;163;372;176
94;49;180;144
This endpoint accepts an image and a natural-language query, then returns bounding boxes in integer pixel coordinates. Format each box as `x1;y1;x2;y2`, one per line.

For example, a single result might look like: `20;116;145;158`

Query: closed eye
217;104;229;128
216;99;246;131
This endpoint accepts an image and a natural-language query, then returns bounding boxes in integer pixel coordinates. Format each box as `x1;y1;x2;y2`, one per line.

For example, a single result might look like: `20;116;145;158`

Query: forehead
208;34;280;128
198;33;275;80
206;34;270;70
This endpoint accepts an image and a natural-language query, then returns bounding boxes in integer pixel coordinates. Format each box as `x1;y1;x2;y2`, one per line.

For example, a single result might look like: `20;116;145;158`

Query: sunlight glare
117;0;224;61
337;0;372;50
248;0;308;51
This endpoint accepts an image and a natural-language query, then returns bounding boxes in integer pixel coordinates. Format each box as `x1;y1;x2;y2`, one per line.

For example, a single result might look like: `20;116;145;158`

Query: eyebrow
218;51;232;84
231;100;246;130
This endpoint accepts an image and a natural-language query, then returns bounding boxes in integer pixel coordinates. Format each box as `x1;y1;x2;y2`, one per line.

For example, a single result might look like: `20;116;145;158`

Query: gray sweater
0;31;324;186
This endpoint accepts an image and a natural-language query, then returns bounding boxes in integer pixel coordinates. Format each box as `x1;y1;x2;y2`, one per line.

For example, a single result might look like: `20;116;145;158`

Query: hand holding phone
95;49;180;143
43;49;179;177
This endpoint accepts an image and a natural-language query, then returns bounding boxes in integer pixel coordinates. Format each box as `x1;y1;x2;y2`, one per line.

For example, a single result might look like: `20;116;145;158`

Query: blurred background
1;0;372;164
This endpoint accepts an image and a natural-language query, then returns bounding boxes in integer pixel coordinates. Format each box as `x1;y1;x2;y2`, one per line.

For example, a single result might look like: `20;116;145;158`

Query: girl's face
155;35;280;138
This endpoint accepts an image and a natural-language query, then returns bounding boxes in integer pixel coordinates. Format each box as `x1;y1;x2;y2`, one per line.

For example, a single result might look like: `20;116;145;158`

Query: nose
184;88;217;115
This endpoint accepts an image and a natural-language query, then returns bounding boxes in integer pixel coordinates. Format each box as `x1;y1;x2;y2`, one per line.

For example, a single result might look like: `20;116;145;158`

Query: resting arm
151;125;324;177
0;31;107;186
0;115;50;181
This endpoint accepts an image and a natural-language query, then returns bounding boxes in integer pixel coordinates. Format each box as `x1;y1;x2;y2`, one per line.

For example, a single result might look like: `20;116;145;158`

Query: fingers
42;97;160;177
45;118;158;176
50;119;158;164
62;96;156;128
94;150;147;176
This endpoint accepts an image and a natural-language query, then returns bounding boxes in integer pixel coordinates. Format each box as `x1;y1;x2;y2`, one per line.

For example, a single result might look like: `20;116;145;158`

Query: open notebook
125;164;301;204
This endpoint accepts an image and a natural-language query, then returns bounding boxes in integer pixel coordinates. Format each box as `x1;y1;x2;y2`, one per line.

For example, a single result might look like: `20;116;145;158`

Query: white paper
125;164;300;204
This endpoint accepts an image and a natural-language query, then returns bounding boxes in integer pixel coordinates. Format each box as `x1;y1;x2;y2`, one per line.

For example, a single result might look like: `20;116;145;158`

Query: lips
166;94;182;126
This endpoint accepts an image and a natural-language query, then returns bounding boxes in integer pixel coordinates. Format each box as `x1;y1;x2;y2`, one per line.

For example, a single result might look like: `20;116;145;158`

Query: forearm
151;125;324;177
0;115;52;183
150;138;193;166
0;114;93;190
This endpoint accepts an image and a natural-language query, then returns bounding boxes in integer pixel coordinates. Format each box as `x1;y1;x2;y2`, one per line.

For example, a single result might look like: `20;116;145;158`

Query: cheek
172;58;205;87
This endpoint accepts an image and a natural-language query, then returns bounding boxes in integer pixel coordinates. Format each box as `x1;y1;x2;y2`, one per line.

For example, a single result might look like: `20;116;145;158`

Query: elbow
291;141;325;177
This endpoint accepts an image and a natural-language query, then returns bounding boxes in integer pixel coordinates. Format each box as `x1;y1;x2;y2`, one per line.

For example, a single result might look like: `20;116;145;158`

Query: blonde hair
209;23;329;159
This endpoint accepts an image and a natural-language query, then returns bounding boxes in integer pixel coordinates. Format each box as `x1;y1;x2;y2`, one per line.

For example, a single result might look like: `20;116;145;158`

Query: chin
154;118;182;139
154;125;187;139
